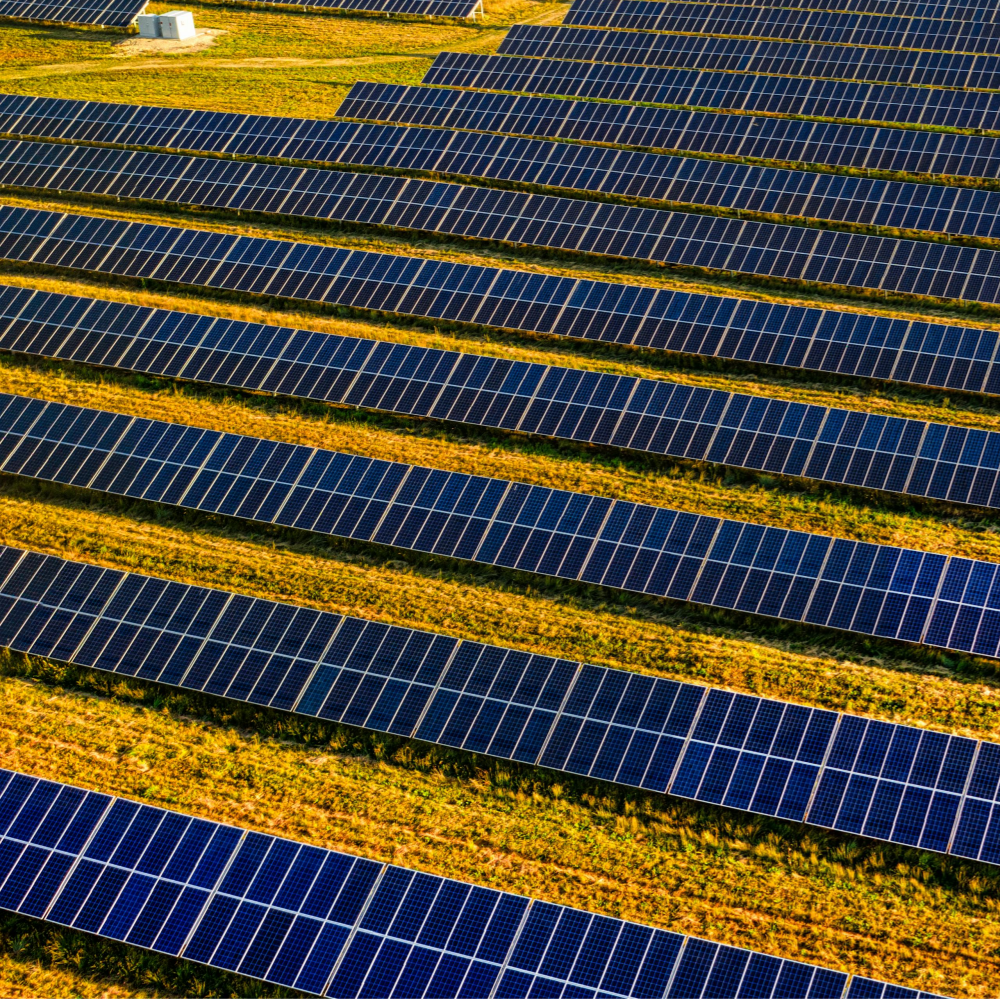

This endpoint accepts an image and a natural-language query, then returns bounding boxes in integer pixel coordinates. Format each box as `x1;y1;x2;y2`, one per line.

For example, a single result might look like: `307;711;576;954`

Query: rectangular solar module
606;0;999;18
563;0;1000;53
495;25;1000;91
10;120;1000;244
6;204;1000;398
340;82;1000;180
7;392;1000;666
0;0;144;25
0;768;936;999
237;0;481;15
0;541;998;883
421;51;1000;132
11;145;1000;307
10;282;1000;511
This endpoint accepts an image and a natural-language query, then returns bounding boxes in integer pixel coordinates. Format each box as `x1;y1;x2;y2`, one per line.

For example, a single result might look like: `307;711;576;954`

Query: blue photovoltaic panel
9;161;1000;308
589;0;1000;19
421;51;1000;132
341;81;1000;180
6;205;1000;398
238;0;481;15
563;0;1000;53
496;24;1000;91
8;283;1000;512
0;0;144;25
9;117;1000;244
0;542;995;883
6;393;1000;669
0;767;934;997
10;87;1000;185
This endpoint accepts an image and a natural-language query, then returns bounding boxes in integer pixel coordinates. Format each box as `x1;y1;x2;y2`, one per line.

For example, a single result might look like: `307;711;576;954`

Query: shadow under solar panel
12;142;1000;307
4;393;1000;666
3;542;1000;885
5;205;1000;398
562;0;1000;54
422;51;1000;132
7;282;1000;514
496;24;1000;91
0;766;936;997
339;82;1000;180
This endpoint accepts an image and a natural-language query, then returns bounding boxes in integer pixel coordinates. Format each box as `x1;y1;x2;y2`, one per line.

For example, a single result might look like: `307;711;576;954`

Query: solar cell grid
0;0;144;25
341;82;1000;180
10;283;1000;513
0;767;934;998
0;540;998;884
422;51;1000;132
12;151;1000;309
7;392;1000;670
598;0;995;18
563;1;1000;55
496;24;1000;91
238;0;481;15
7;205;1000;399
12;117;1000;246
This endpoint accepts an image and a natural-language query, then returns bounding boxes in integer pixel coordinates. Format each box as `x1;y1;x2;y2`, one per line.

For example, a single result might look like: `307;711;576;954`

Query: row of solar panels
4;386;1000;668
0;766;935;998
564;0;1000;53
11;105;1000;247
0;0;477;29
9;138;1000;309
9;86;1000;188
496;23;1000;90
424;50;1000;131
0;535;998;881
5;281;1000;514
5;204;999;398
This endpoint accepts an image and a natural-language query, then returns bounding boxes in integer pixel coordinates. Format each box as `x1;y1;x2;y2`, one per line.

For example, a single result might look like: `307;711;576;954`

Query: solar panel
8;150;1000;308
496;24;1000;90
340;81;1000;181
6;391;1000;669
589;0;999;19
0;0;144;26
0;540;998;884
422;51;1000;132
8;116;1000;245
9;282;1000;513
227;0;482;16
0;767;935;999
5;205;1000;398
563;0;1000;53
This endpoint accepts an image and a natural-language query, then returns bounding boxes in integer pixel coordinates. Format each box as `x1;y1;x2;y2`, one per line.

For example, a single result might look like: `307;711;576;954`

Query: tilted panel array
0;542;999;884
563;1;1000;55
495;24;1000;90
13;143;1000;306
422;52;1000;131
0;0;144;24
573;0;1000;19
0;767;900;998
6;205;1000;397
236;0;480;15
11;119;1000;243
341;82;1000;180
7;392;1000;664
9;283;1000;511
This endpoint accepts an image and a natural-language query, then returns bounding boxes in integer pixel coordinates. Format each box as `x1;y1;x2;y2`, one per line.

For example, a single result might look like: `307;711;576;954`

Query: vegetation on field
3;4;1000;997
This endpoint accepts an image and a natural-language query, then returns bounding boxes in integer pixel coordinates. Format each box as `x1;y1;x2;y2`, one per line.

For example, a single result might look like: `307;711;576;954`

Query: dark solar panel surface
0;0;143;24
240;0;480;15
342;82;1000;180
11;142;1000;306
0;766;933;998
9;283;1000;510
564;1;1000;55
10;113;1000;246
6;392;1000;668
496;24;1000;91
422;51;1000;131
0;541;997;889
5;205;1000;397
612;0;1000;18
